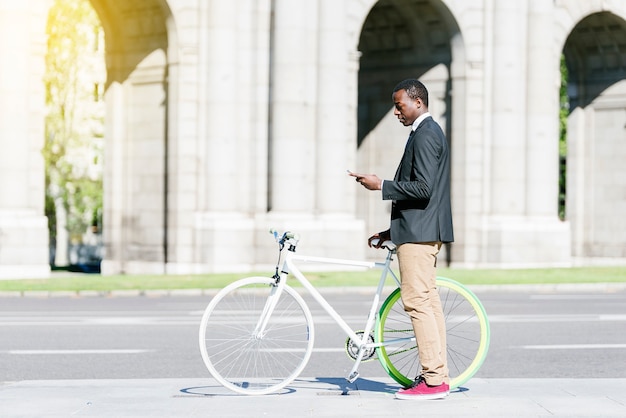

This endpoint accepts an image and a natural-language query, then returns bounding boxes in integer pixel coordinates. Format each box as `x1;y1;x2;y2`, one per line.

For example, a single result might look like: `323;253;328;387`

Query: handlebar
369;239;396;251
269;229;300;252
270;229;396;253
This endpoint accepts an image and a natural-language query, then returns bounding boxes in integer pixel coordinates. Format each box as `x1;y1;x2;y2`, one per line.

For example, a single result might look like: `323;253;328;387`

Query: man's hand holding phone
347;170;383;191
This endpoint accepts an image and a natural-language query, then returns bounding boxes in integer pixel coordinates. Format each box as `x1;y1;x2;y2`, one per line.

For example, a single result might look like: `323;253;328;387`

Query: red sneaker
395;376;450;400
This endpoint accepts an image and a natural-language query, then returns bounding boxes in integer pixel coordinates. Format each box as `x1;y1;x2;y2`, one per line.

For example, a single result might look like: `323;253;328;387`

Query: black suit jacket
382;116;454;245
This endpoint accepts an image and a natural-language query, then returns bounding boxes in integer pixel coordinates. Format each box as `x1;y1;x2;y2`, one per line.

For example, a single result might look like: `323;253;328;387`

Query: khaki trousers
397;242;448;386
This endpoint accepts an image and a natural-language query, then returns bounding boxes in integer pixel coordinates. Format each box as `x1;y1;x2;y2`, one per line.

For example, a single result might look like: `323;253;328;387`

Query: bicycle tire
199;277;315;395
376;277;490;390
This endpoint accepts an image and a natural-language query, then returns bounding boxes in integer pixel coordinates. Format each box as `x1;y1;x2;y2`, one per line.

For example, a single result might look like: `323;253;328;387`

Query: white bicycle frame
254;246;410;383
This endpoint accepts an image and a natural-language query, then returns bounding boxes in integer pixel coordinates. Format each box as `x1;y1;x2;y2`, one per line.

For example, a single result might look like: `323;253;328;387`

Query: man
349;79;453;400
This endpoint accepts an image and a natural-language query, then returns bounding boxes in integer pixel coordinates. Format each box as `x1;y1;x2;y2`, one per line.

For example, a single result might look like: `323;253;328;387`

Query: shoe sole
395;391;449;400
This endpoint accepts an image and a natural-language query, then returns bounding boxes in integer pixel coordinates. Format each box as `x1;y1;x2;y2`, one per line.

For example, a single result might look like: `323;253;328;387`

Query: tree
43;0;104;266
558;55;569;220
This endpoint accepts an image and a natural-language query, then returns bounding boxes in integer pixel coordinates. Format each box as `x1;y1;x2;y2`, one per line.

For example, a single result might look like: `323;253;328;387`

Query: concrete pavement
1;377;625;417
2;283;625;416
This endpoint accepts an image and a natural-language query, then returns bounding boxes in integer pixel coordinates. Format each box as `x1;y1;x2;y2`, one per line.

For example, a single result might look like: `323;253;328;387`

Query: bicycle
199;230;490;395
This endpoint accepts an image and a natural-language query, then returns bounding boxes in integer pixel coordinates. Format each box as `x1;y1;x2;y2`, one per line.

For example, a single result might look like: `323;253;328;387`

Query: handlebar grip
269;228;299;242
370;239;396;251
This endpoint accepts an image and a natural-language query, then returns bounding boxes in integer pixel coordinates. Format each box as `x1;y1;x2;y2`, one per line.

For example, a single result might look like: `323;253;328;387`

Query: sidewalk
1;377;625;417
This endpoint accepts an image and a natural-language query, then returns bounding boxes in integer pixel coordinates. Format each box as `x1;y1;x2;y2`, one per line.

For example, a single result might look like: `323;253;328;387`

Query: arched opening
92;0;170;274
357;0;453;147
356;0;461;264
44;0;172;274
563;11;626;258
44;0;105;272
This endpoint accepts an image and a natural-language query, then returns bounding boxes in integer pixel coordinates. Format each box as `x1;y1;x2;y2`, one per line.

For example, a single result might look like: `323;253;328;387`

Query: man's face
392;89;421;127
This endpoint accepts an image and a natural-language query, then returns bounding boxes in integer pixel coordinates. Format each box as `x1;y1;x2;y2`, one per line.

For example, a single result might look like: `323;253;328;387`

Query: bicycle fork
251;278;285;339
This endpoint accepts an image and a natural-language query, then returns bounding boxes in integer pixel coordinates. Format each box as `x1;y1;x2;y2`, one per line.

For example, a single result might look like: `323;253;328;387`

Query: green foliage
558;55;569;220
559;56;569;156
43;0;104;254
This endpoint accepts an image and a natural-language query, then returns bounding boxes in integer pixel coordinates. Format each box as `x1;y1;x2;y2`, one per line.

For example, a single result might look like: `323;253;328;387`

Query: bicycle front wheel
199;277;315;395
376;277;490;390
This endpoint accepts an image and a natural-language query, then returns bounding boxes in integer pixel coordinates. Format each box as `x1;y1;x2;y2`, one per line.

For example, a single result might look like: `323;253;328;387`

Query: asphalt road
1;285;625;383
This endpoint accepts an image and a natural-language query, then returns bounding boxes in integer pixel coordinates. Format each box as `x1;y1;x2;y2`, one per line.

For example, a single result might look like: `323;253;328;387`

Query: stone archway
564;11;626;260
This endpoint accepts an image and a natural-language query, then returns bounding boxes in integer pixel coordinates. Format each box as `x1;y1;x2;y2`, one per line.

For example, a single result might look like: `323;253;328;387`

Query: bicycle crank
345;331;376;361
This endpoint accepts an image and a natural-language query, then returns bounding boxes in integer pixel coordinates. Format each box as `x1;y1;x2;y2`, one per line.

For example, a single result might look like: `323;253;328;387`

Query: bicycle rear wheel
376;277;490;389
199;277;314;395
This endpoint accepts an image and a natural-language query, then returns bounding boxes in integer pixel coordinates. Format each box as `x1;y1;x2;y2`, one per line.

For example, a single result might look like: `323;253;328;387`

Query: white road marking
487;314;626;323
1;314;625;326
0;316;198;326
530;295;620;300
521;344;626;350
8;349;154;355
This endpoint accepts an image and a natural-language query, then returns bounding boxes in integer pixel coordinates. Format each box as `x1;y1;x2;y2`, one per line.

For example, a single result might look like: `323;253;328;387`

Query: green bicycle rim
376;277;490;390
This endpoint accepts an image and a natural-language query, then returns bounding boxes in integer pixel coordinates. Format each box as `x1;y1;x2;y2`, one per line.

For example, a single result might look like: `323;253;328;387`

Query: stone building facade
1;0;625;277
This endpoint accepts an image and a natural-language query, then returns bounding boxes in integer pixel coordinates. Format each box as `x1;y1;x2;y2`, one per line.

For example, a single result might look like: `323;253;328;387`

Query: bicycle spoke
199;278;314;395
377;279;489;389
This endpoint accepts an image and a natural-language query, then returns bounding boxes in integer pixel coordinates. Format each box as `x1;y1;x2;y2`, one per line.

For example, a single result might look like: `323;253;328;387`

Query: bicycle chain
345;329;416;361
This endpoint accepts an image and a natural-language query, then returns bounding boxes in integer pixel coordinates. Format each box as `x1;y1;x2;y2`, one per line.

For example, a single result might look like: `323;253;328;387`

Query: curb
0;283;625;298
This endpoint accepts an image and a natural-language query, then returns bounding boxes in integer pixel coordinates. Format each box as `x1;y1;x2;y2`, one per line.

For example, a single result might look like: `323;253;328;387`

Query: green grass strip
0;266;624;292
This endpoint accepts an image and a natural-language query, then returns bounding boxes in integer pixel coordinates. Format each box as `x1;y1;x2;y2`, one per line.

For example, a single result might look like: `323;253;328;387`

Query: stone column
483;0;533;266
0;2;49;278
203;0;240;213
100;80;126;275
525;0;560;217
191;0;258;272
483;0;570;266
524;0;571;260
268;0;318;213
315;0;353;216
257;0;364;262
489;0;527;216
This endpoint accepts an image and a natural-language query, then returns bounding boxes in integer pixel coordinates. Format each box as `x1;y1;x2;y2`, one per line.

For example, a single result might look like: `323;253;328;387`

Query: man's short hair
393;79;429;107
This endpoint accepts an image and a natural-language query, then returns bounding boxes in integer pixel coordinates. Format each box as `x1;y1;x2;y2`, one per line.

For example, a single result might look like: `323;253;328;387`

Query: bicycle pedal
347;371;359;383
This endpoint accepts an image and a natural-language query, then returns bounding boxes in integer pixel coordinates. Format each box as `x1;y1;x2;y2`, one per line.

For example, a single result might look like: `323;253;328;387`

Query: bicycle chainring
345;331;376;362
